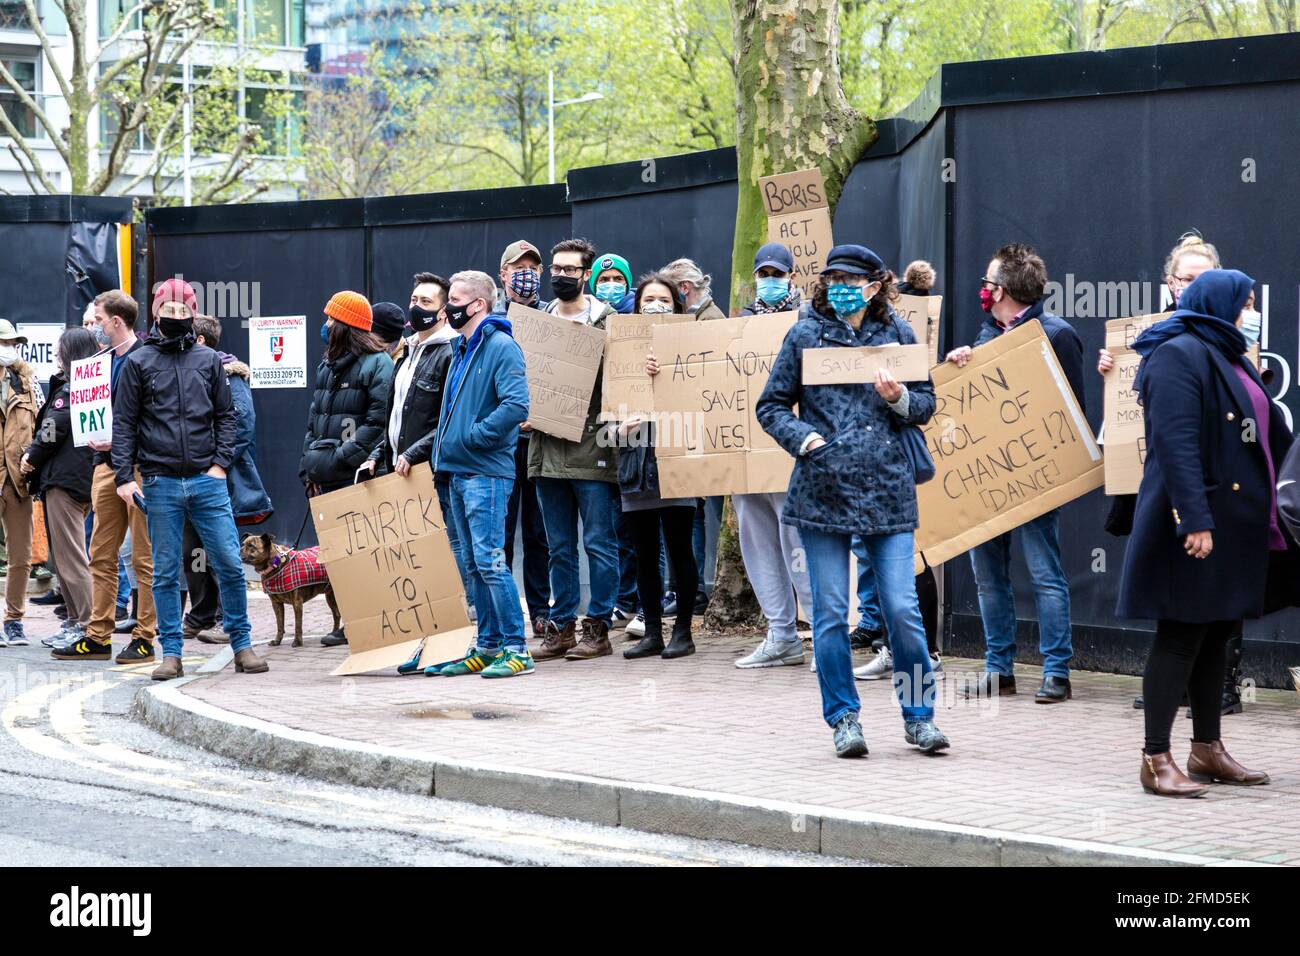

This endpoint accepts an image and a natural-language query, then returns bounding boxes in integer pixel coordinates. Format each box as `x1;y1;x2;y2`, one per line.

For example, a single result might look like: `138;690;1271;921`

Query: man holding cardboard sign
526;238;622;663
943;244;1087;705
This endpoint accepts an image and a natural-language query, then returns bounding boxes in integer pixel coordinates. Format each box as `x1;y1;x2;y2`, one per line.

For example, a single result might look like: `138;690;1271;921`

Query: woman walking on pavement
1117;269;1296;796
756;244;949;759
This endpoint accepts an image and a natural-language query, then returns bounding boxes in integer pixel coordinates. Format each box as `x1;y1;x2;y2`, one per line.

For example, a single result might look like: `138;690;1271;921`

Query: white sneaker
929;652;944;674
735;634;804;669
854;646;893;680
625;613;646;638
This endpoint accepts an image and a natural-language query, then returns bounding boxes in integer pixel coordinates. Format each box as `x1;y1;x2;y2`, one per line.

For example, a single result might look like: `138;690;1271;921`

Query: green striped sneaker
481;648;535;679
438;648;496;676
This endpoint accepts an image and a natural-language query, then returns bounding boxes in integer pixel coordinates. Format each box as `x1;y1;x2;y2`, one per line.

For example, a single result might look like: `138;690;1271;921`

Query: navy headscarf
1132;268;1253;401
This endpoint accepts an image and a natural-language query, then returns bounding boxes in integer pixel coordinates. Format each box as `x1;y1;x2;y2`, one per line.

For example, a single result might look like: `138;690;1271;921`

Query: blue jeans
801;527;934;727
968;509;1073;679
535;477;618;625
851;535;883;630
435;473;470;608
142;474;251;659
447;473;524;653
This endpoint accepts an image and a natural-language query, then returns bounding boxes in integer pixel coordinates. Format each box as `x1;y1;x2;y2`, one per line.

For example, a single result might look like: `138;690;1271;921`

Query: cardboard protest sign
509;302;606;442
651;311;798;497
758;168;833;300
1100;314;1261;495
915;320;1102;565
248;314;307;389
801;343;931;386
311;462;473;676
894;294;943;364
1101;313;1166;495
600;312;692;421
69;352;113;447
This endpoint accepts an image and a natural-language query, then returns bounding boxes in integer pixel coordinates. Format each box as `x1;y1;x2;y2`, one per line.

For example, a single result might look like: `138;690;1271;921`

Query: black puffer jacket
25;372;94;502
367;332;454;472
111;333;236;484
300;348;393;487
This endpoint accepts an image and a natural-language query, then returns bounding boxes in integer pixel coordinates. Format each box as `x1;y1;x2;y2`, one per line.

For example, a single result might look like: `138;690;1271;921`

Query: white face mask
641;302;673;315
1239;309;1262;347
0;345;18;367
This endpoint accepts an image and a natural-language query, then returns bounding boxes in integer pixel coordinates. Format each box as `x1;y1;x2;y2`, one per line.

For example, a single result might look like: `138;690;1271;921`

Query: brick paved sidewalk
170;594;1300;864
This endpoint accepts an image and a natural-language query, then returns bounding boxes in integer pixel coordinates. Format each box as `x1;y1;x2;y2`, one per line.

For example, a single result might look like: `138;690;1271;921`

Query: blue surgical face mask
1240;309;1261;347
595;280;627;304
321;319;330;343
826;283;867;317
756;276;790;305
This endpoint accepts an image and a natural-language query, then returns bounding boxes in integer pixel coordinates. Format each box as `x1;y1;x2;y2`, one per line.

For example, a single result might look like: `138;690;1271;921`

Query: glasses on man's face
979;278;1002;291
549;264;584;278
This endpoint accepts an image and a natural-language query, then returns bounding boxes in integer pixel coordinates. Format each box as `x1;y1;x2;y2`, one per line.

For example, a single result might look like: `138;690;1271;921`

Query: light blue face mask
595;281;626;304
756;276;790;305
826;283;866;317
1240;309;1262;347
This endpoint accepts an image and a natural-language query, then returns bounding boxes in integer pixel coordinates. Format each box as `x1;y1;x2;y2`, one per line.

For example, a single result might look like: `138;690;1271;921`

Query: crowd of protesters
10;229;1291;785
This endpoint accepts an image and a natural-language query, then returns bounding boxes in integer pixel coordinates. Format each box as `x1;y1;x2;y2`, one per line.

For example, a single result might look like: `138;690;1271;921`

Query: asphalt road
0;629;850;867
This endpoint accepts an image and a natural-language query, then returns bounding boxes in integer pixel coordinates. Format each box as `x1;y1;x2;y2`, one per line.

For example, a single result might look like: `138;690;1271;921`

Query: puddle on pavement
403;706;515;721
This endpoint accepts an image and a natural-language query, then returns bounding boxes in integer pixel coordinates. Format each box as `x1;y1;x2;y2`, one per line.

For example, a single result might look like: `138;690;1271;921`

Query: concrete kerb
134;680;1243;867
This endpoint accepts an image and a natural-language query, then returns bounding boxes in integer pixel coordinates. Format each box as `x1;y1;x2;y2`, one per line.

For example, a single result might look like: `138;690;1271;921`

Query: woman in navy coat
1117;269;1292;797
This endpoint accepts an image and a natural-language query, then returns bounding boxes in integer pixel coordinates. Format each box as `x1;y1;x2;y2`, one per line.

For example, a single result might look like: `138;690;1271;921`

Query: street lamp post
547;69;603;184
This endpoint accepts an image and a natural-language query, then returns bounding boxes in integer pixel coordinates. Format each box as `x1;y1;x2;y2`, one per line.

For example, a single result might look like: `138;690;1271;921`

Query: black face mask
550;274;583;302
445;300;477;330
159;318;192;339
409;305;440;332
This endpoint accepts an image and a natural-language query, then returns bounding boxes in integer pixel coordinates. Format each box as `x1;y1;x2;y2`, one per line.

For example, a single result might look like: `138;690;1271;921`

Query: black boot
1220;630;1243;715
115;588;139;634
661;615;695;659
624;620;664;659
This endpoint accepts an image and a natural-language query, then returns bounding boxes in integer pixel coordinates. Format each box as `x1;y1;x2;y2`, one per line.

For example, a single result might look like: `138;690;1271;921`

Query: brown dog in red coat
240;533;340;647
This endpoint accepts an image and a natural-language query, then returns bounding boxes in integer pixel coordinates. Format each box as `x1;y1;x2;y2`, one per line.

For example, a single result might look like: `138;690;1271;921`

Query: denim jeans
691;496;723;593
447;473;525;653
801;527;934;727
142;474;251;659
435;473;470;607
503;436;551;619
968;509;1073;679
851;535;883;630
535;477;619;625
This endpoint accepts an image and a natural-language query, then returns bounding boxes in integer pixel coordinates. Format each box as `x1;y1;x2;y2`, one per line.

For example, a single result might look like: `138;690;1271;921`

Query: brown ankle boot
151;656;184;681
1140;751;1209;797
533;620;576;660
565;617;612;660
1187;740;1269;786
234;648;269;674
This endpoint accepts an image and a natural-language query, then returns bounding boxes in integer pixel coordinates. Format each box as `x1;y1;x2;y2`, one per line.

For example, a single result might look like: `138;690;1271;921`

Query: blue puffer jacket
756;303;936;536
433;317;529;479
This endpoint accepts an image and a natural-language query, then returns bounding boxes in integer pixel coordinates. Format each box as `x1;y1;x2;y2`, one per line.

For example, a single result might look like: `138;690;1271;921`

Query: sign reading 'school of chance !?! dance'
915;320;1103;565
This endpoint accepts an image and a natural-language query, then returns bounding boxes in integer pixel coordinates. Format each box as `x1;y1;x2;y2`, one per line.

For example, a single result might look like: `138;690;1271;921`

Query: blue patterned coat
756;304;936;536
